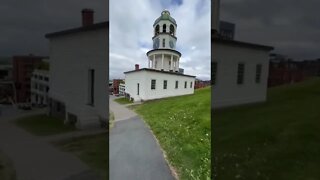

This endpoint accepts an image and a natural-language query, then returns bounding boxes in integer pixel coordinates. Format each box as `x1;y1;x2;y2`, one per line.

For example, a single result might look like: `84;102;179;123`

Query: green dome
153;10;177;26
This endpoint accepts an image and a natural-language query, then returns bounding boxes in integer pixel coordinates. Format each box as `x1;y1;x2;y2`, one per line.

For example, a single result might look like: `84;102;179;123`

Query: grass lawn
114;97;133;104
53;133;108;180
0;151;16;180
134;87;211;180
213;77;320;180
14;114;76;136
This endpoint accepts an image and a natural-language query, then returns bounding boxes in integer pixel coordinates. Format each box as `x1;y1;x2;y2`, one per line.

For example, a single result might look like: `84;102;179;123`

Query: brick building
13;55;46;103
112;79;124;95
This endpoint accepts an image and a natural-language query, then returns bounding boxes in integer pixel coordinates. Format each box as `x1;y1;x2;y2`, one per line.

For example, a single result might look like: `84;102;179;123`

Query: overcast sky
220;0;320;61
109;0;211;80
0;0;108;57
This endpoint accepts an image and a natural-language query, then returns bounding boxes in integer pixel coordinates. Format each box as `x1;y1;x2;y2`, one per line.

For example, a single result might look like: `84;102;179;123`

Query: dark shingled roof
45;21;108;38
124;68;196;78
211;29;274;51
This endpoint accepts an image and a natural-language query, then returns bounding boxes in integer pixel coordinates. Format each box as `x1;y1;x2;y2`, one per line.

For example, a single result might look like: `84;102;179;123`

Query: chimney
82;9;94;27
135;64;139;70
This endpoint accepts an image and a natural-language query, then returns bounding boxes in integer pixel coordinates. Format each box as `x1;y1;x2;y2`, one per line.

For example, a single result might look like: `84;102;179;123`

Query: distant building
12;55;45;103
112;79;124;95
125;10;195;102
219;21;235;40
0;64;13;81
194;79;211;89
268;54;320;87
30;69;50;106
268;54;304;87
119;83;125;96
45;9;108;128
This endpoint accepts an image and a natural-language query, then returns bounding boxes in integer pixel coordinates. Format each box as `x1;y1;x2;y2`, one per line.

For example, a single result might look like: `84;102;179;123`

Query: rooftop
153;10;177;26
45;21;109;38
124;68;196;78
212;29;274;51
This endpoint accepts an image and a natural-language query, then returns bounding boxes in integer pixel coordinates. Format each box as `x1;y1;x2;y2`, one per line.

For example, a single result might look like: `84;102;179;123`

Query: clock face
153;38;160;49
169;40;174;48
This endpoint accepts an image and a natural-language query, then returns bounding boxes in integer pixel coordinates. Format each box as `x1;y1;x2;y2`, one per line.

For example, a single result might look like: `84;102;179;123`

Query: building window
155;25;160;35
151;79;156;90
237;63;245;85
170;24;174;35
212;62;218;85
190;82;193;88
184;81;187;88
163;24;166;33
175;81;178;89
137;83;139;95
163;80;167;89
44;77;49;81
256;64;262;83
88;69;95;105
163;39;165;47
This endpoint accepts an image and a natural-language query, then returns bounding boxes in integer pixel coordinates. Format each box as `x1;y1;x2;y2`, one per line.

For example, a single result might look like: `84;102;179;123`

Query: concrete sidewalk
109;95;136;121
109;96;175;180
0;108;102;180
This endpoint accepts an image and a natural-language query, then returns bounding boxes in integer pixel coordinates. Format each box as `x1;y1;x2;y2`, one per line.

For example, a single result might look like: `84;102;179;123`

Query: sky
0;0;108;57
109;0;211;80
220;0;320;61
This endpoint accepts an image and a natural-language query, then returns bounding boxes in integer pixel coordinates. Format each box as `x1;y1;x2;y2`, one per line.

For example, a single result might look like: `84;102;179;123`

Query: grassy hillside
135;87;211;180
213;78;320;180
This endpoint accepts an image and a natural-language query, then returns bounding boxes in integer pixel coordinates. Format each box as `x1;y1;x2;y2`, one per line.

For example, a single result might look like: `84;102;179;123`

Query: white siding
212;42;270;108
125;70;195;102
48;28;108;128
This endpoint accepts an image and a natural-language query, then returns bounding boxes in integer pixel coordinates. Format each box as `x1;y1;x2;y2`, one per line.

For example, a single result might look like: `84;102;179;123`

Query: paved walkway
109;96;175;180
0;106;102;180
109;96;136;121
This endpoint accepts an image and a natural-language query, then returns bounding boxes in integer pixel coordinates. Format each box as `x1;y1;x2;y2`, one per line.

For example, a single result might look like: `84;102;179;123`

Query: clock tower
147;10;181;72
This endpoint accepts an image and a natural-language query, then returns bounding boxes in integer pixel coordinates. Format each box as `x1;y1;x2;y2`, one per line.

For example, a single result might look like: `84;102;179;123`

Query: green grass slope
135;87;211;180
213;78;320;180
14;114;76;136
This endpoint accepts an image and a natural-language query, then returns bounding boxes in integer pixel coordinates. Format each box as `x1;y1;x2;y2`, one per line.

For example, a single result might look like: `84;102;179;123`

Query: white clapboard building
45;9;108;128
125;10;195;102
212;0;274;108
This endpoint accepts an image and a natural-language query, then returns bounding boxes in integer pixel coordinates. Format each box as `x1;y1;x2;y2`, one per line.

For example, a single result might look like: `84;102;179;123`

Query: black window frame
151;79;156;90
87;69;95;106
237;63;245;85
255;64;262;83
163;80;167;89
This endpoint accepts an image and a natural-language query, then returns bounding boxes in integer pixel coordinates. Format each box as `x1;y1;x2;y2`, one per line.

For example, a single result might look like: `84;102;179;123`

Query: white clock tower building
147;10;181;72
124;10;195;102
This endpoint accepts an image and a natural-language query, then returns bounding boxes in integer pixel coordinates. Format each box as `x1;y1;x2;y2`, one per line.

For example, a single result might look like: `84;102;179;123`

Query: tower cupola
147;10;181;72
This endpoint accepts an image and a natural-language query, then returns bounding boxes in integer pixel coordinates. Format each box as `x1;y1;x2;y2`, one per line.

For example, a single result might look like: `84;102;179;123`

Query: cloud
0;0;108;56
110;0;211;80
220;0;320;60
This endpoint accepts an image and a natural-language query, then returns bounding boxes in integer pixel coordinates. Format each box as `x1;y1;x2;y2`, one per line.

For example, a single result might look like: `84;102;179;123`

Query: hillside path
109;95;175;180
0;105;102;180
